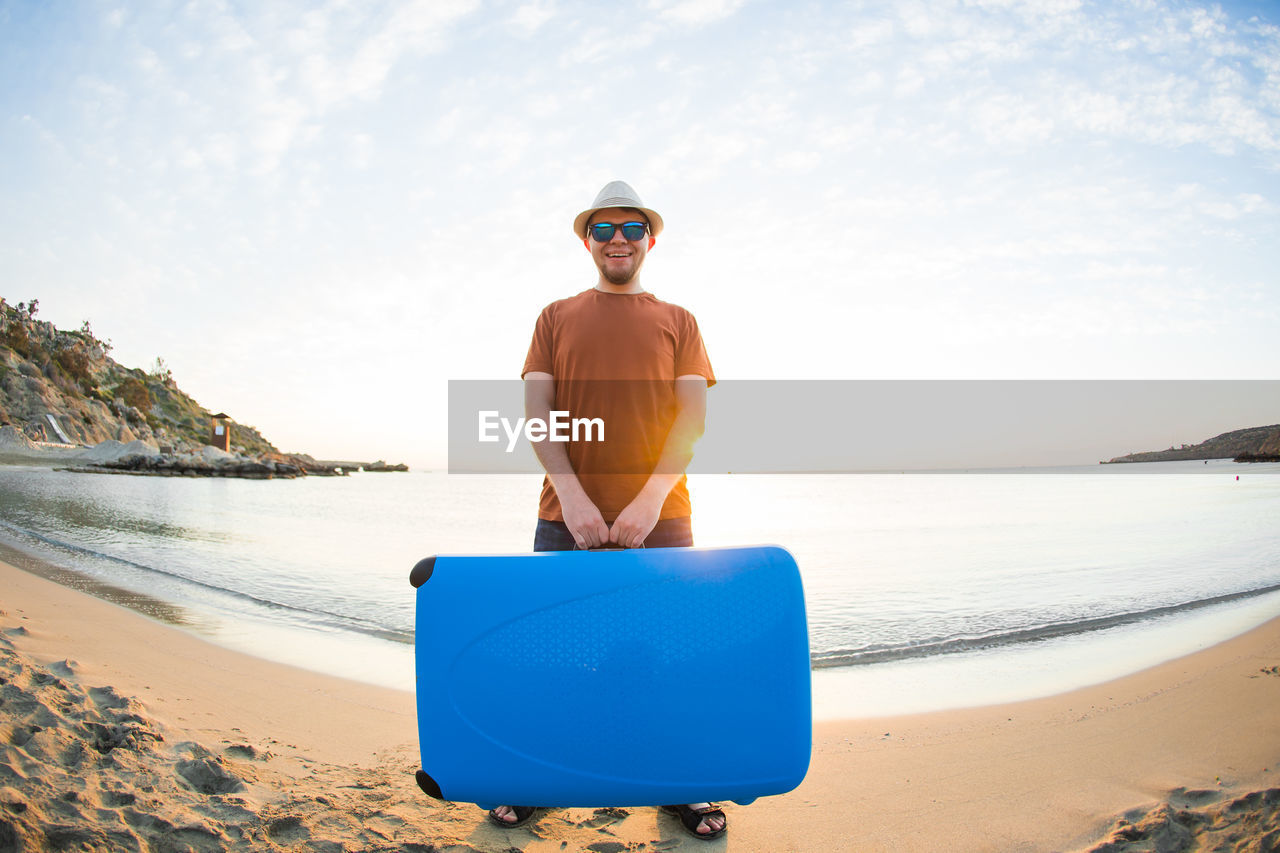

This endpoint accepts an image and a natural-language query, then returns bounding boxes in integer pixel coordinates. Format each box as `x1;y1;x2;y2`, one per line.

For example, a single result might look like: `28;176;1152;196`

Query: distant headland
1102;424;1280;464
0;297;407;478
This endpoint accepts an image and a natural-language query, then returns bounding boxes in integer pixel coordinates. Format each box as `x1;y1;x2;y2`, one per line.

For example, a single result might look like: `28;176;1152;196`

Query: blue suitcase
409;545;811;808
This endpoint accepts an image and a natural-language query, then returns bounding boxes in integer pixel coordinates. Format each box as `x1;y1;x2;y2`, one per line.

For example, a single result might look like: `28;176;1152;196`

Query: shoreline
5;493;1279;715
3;556;1279;851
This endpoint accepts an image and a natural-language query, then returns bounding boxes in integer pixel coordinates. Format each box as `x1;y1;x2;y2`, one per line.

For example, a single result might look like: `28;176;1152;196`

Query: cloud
340;0;478;102
283;0;479;109
5;0;1278;420
347;132;374;170
641;123;751;186
848;18;895;50
817;0;1280;162
83;0;484;182
559;24;660;65
464;116;534;173
135;46;162;75
649;0;747;27
1199;193;1273;220
508;0;556;36
967;92;1056;146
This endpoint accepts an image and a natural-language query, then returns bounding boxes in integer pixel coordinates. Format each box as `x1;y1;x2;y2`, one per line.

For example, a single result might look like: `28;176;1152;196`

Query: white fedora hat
573;180;664;238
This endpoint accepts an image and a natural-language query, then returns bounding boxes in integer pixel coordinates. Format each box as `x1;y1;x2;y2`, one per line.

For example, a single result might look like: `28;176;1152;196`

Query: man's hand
561;491;610;550
609;490;664;549
526;371;609;548
608;376;707;548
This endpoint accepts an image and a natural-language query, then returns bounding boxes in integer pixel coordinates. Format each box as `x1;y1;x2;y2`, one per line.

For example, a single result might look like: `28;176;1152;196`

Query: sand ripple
0;619;707;851
0;628;491;852
1081;787;1280;852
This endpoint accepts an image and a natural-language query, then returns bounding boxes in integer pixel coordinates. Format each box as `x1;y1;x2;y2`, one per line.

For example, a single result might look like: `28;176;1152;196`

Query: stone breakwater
59;455;311;479
32;436;346;479
1;429;409;478
57;446;340;479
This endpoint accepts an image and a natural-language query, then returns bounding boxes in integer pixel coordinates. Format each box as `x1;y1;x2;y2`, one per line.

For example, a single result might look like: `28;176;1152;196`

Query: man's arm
524;371;610;549
609;375;708;548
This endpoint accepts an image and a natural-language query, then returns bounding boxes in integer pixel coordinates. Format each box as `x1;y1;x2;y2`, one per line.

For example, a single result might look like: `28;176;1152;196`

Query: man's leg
639;516;692;549
634;518;725;838
533;518;578;552
489;520;578;826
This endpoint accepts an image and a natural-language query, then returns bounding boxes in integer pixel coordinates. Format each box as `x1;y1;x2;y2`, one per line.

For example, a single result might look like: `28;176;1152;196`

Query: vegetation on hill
0;296;278;456
1104;424;1280;464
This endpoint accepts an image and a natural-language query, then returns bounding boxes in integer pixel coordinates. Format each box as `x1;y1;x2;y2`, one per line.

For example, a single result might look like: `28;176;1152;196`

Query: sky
2;0;1278;469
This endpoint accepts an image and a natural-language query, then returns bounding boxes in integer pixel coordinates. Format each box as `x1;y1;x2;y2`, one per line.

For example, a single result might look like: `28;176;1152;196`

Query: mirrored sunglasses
589;221;648;242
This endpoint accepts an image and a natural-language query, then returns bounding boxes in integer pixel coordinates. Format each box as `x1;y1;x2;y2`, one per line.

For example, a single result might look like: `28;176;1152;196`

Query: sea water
1;460;1278;718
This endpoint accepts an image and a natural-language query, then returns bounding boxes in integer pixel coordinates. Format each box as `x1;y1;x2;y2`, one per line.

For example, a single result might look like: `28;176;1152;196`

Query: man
488;181;725;839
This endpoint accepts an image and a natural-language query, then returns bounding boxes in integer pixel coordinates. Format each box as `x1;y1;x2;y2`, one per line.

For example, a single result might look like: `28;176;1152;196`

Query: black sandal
486;805;537;828
661;803;727;840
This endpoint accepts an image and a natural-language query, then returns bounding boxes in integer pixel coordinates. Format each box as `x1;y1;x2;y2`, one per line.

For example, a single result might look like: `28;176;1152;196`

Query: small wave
811;581;1280;668
0;519;413;645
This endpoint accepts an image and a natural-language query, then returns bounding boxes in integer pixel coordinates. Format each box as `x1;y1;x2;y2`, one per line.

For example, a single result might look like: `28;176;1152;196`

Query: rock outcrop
0;424;40;452
363;460;410;472
0;297;277;456
2;298;406;475
1103;424;1280;464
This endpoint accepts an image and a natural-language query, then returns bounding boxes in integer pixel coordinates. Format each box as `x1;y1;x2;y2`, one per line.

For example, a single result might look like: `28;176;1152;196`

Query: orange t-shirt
521;288;715;522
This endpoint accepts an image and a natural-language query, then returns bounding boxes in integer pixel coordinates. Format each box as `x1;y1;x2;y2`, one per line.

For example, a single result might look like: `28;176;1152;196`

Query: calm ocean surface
2;460;1278;717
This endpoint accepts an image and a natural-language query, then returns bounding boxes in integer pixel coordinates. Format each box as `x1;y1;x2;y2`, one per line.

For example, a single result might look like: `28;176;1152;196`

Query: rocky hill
0;297;278;456
1103;424;1280;464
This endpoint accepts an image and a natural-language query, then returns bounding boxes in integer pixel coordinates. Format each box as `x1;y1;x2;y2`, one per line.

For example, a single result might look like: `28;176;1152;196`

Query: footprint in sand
581;806;630;829
266;814;310;843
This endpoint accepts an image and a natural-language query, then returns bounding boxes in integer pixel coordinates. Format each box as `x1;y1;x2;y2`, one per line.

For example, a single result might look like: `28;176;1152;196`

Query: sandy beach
2;556;1279;852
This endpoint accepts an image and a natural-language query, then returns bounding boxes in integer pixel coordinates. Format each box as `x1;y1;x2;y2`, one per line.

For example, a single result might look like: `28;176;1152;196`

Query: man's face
587;208;652;286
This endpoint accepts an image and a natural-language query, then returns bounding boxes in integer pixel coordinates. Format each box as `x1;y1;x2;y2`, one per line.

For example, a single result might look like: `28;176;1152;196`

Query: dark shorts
533;516;694;552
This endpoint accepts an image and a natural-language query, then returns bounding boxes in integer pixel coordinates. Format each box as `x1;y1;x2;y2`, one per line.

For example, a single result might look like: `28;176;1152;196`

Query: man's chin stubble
602;267;639;286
